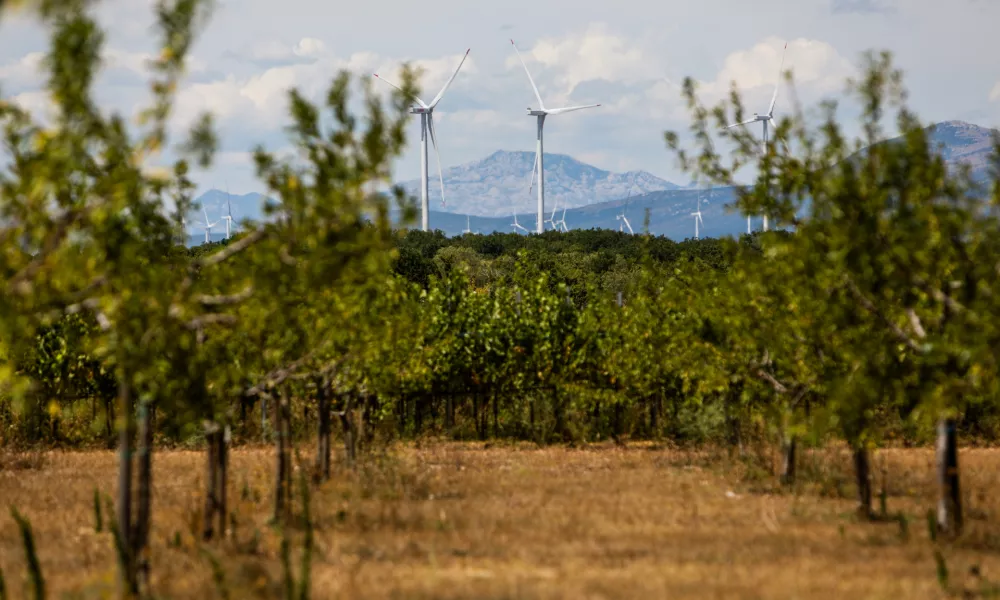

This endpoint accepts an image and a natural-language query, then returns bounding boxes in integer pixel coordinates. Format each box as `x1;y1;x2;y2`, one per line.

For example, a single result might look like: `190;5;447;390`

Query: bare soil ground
3;442;1000;599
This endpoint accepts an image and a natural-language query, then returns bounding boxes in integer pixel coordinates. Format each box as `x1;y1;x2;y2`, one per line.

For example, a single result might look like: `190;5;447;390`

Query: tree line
1;0;999;596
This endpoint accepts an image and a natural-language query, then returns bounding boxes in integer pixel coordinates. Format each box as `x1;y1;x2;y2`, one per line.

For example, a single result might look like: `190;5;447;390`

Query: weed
10;507;44;600
93;488;103;533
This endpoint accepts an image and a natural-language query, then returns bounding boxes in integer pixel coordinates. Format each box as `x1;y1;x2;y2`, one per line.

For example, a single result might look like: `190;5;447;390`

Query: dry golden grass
3;441;1000;598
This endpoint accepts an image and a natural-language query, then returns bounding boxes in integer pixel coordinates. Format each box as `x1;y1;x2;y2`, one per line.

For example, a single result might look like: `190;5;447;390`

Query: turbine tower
463;214;472;234
512;39;600;234
374;49;470;232
725;42;787;232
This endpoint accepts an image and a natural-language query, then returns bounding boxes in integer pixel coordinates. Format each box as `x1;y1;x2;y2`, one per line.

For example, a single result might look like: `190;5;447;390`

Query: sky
1;0;999;199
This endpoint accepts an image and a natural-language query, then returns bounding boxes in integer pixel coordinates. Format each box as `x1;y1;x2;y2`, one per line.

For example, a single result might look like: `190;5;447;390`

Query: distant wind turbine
512;39;600;234
545;197;559;231
374;48;471;232
222;188;234;240
554;205;568;232
725;41;787;233
692;193;704;240
463;214;472;234
202;207;219;244
511;212;529;233
616;179;635;234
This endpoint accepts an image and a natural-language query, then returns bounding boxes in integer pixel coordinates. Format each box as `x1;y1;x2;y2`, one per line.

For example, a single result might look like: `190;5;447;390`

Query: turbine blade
767;42;787;116
528;148;539;194
545;104;600;116
510;39;545;110
428;48;470;109
427;114;446;207
725;118;757;129
203;207;210;225
373;73;428;109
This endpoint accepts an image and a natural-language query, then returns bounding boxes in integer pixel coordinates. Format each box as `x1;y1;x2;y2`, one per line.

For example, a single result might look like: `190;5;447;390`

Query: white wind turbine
725;42;787;233
545;197;560;231
374;49;470;232
512;39;600;234
222;189;234;240
511;212;529;233
202;207;219;244
463;214;472;234
554;205;568;232
692;192;705;240
616;183;635;234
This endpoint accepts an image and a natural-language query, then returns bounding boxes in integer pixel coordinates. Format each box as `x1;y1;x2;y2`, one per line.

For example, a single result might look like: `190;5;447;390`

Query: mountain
922;120;997;183
399;150;682;217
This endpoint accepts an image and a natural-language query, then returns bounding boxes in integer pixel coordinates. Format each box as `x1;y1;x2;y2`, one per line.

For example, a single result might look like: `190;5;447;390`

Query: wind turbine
374;48;470;232
511;39;600;234
554;205;568;232
463;214;472;234
511;212;529;233
545;197;560;231
725;41;787;232
222;188;234;240
616;182;635;234
692;193;704;240
202;208;219;244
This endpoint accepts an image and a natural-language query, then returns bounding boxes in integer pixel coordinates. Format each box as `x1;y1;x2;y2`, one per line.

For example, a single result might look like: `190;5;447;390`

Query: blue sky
2;0;998;198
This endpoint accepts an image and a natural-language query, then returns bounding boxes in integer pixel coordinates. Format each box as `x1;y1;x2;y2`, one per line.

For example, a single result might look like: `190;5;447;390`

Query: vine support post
937;417;962;536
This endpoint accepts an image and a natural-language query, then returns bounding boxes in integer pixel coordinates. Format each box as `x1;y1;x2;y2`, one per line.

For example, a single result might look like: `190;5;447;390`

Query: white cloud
990;82;1000;103
8;90;53;120
103;48;154;74
699;36;854;107
293;37;326;59
172;47;478;132
502;31;853;125
0;52;44;88
507;24;651;94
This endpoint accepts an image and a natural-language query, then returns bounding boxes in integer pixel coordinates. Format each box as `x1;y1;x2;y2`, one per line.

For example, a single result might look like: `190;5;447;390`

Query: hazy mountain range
187;120;998;245
399;150;681;217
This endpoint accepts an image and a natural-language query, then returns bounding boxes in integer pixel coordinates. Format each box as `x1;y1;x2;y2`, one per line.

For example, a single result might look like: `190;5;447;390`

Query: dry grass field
4;441;1000;598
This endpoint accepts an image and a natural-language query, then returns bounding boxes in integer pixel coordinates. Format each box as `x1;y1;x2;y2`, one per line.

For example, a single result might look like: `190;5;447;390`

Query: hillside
923;120;997;182
386;187;754;241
